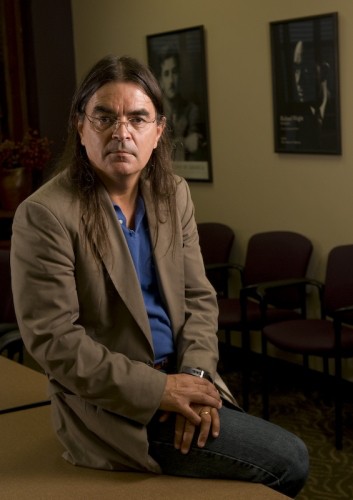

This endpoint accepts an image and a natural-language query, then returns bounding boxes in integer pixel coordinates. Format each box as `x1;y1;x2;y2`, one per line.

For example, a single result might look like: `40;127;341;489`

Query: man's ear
154;116;166;148
77;116;85;145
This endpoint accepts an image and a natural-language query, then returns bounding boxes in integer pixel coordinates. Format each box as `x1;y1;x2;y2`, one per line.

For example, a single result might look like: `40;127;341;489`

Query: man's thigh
147;404;308;498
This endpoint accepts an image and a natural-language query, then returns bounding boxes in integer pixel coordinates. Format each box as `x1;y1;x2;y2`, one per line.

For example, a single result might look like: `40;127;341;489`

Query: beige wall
71;1;353;374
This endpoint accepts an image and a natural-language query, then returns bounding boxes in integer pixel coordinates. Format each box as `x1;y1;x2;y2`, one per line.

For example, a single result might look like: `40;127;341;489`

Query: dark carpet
219;347;353;500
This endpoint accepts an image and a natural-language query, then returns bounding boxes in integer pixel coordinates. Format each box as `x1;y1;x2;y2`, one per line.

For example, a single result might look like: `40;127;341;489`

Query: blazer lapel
89;184;153;348
141;183;185;335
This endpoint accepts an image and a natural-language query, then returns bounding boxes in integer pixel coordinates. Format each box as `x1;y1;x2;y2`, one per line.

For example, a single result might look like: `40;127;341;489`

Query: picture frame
270;12;341;155
147;25;212;181
0;1;28;141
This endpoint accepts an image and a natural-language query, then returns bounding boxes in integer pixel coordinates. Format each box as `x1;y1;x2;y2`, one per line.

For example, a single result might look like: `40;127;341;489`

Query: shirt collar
113;195;146;232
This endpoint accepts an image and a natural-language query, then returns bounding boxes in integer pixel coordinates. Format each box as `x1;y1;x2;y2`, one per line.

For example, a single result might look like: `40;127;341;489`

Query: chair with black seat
261;244;353;449
0;249;23;362
197;222;235;299
217;231;313;410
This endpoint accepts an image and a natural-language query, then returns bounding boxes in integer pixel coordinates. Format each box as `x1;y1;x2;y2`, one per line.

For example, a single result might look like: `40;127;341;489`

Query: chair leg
218;329;232;373
241;329;250;412
302;354;310;397
262;335;270;420
335;354;343;450
322;356;331;405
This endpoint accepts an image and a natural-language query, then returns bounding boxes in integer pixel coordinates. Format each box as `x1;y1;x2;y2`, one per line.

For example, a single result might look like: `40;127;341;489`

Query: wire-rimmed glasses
84;113;157;133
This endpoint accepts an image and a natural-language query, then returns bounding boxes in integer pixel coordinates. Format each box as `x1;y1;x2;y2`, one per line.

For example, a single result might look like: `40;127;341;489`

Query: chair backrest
243;231;313;308
197;222;235;297
324;245;353;318
0;249;17;323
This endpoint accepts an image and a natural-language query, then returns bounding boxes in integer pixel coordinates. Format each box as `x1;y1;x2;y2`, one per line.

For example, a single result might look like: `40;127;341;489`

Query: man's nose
112;120;131;139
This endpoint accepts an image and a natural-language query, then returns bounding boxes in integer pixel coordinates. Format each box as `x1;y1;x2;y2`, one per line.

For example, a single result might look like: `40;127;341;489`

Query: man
158;49;206;161
11;55;308;497
285;39;331;150
293;40;330;121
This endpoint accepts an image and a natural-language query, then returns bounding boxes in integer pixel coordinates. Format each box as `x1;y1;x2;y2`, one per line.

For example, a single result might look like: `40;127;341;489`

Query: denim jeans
147;404;309;498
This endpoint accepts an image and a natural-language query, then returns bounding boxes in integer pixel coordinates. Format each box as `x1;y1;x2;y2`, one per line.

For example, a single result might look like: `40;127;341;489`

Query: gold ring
199;410;210;416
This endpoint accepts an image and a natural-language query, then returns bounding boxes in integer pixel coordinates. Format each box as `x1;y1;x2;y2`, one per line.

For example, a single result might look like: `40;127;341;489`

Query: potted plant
0;130;52;211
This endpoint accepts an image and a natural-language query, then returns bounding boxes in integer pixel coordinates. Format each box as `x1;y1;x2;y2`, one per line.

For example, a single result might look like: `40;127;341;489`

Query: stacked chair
197;226;313;411
260;244;353;449
197;222;235;300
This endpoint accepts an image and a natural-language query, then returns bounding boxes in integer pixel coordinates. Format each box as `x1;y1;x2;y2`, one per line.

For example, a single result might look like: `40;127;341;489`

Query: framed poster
0;0;28;141
147;25;212;181
270;13;341;155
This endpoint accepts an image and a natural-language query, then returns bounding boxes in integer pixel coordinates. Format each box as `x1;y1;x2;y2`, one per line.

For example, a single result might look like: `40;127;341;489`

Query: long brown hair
55;55;177;258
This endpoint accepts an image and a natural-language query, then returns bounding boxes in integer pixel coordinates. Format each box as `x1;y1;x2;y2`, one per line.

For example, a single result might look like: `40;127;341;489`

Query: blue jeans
147;403;309;498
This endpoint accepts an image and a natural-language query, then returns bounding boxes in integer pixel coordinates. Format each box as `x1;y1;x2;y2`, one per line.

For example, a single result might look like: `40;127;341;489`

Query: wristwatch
181;366;213;383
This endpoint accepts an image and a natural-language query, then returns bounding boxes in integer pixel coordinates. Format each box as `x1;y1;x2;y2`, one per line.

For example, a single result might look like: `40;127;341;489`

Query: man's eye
98;116;114;125
129;117;146;125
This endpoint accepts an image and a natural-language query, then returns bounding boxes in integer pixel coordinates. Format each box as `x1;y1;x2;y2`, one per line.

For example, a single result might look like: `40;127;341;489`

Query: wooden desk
0;355;49;413
1;405;289;499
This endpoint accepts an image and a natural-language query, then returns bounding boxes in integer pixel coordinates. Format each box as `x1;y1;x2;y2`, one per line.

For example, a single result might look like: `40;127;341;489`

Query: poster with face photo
270;13;341;155
147;26;213;181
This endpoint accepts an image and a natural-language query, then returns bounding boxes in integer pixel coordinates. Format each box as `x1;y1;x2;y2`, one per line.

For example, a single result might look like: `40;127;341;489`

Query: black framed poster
147;25;212;181
270;13;341;155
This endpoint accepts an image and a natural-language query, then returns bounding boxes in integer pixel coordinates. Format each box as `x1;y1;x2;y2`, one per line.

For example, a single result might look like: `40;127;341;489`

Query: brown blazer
11;172;236;472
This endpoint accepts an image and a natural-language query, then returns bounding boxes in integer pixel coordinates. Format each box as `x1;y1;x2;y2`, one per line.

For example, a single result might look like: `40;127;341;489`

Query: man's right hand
158;373;222;425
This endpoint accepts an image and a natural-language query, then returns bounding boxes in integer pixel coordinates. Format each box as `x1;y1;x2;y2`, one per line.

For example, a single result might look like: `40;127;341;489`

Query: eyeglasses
84;113;157;133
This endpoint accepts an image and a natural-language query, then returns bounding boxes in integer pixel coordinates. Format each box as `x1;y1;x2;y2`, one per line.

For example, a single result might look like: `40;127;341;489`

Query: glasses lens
86;114;155;132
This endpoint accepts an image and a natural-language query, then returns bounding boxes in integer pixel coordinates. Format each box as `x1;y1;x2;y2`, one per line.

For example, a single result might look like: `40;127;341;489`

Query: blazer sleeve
173;178;220;378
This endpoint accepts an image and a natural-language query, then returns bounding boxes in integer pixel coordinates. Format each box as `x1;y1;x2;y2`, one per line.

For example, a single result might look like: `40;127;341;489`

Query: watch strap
181;366;213;382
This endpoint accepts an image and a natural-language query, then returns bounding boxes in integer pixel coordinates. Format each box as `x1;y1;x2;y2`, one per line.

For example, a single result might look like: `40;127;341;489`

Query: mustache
105;141;135;155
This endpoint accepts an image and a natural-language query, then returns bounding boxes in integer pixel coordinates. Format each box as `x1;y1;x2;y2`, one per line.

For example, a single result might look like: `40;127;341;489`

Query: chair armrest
0;323;19;335
335;304;353;313
0;328;23;361
238;278;320;304
205;262;243;273
205;262;245;293
332;305;353;323
254;277;324;320
256;277;323;299
239;283;261;300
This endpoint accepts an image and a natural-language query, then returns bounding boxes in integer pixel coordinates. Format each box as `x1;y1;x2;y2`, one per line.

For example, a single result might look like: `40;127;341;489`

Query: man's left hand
173;404;220;454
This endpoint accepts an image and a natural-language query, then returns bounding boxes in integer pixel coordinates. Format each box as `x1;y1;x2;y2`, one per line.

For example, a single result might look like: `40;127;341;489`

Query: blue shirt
113;198;174;363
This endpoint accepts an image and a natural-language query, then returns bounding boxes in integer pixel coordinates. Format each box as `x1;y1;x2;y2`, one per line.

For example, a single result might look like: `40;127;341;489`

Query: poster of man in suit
270;13;341;155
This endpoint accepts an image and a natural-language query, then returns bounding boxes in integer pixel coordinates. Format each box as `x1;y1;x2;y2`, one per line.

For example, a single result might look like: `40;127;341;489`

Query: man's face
159;56;179;100
293;41;317;103
77;81;164;186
